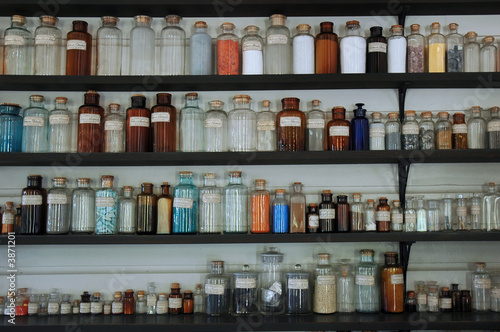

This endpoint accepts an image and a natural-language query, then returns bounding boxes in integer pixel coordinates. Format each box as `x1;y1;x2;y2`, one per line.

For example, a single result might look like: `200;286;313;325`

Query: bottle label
267;34;288;45
288;279;308;290
111;302;123;314
391;274;404;284
80;302;91;314
3;213;14;225
48;194;68;205
73;307;79;314
23;116;44;127
392;213;403;224
487;122;500;132
368;42;387;53
103;304;111;315
428;296;438;306
329;126;349;137
67;39;87;51
90;302;103;314
402;123;419;135
129;116;150;127
96;197;115;207
456;206;467;217
319;209;335;219
147;295;157;307
35;34;56;45
28;302;39;314
168;298;182;309
471;205;481;216
235;278;257;289
202;193;221;204
47;302;59;314
269;281;282;295
205;284;224;295
376;211;391;222
417;294;427;305
22;195;43;206
452;124;467;134
151;112;170;123
257;120;275;131
173;197;193;209
473;278;491;289
60;303;71;314
356;275;375;286
80;114;101;124
491;289;500;299
156;301;168;314
105;120;123;131
440;298;452;309
204;118;223;128
243;41;262;52
280;116;301;127
405;214;417;224
317;275;335;285
370;127;385;138
307;119;325;129
49;114;70;125
4;35;25;46
308;215;319;227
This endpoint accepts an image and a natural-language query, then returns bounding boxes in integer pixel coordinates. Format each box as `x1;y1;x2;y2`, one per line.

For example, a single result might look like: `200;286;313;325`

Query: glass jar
472;262;491;311
406;291;417;312
151;93;176;152
436;111;452;149
91;293;103;315
366;26;387;73
257;100;277;151
480;36;497;72
78;90;104;153
180;93;204;152
205;100;228;152
407;24;425;73
3;15;32;75
146;283;157;315
60;294;71;315
364;199;376;231
135;291;146;314
103;103;125;153
427;22;445;73
355;249;380;313
307;203;319;233
111;292;123;315
27;293;39;315
272;189;289;234
290;182;306;233
313;253;336;314
123;290;134;315
199;173;223;234
391;200;403;232
217;22;239;75
381;252;404;313
0;103;23;152
319;190;336;233
233;265;259;315
286;264;311;315
129;15;155;75
427;200;441;232
251;179;270;233
446;23;464;72
157;182;173;234
441;194;454;231
229;95;257;152
350;193;364;232
315;21;338;74
223;171;248;234
470;193;482;230
402;110;420;150
387;25;406;73
71;178;95;233
168;284;182;315
341;20;366;73
385;112;401;150
156;293;168;314
336;195;349;232
452;112;468;149
265;14;291;75
464;31;480;72
22;95;49;153
21;175;47;234
468;106;487;149
34;15;62;75
136;183;157;234
160;15;185;75
427;285;439;312
260;247;284;315
172;171;198;234
183;291;194;314
327;106;350;151
419;111;435;150
416;196;427;232
48;97;71;153
491;271;500;312
242;25;264;75
189;21;212;75
194;284;204;313
14;288;29;316
96;16;122;75
337;260;355;312
350;103;369;151
277;97;306;151
483;182;498;231
375;197;391;232
2;202;15;234
369;112;385;150
205;261;231;316
307;100;325;151
95;175;119;235
461;290;472;312
66;20;92;75
118;186;136;234
293;24;314;74
450;284;461;312
46;177;71;235
126;94;150;152
487;107;500;149
416;281;427;312
80;291;91;315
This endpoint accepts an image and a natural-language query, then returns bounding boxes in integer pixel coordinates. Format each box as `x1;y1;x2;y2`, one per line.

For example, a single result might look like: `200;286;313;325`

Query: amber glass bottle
151;93;177;152
277;97;306;151
381;252;404;313
336;195;349;232
376;197;391;232
14;204;22;234
21;175;47;234
66;20;92;75
315;22;338;74
78;90;104;153
169;283;183;315
123;290;134;315
137;183;157;234
157;182;173;234
327;106;350;151
452;112;468;149
126;94;150;152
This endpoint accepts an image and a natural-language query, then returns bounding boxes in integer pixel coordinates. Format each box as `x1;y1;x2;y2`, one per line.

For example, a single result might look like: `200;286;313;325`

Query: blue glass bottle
95;175;119;235
0;103;23;152
350;103;369;150
273;189;289;233
189;21;212;75
22;95;49;152
173;171;198;234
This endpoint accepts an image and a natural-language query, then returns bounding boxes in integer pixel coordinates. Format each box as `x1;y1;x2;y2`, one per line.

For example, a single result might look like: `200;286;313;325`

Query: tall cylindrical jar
129;15;155;75
260;247;284;315
96;16;122;75
228;95;257;152
272;189;289;234
391;200;404;232
407;24;425;73
402;110;420;150
34;15;62;75
118;186;136;234
369;112;385;150
319;190;336;233
172;172;198;234
22;95;49;153
180;93;204;152
464;31;480;72
480;36;497;72
446;23;464;72
71;178;95;233
48;97;71;153
95;175;119;235
137;183;157;234
0;103;23;152
471;262;491;311
366;26;387;73
251;179;270;233
3;15;33;75
313;253;336;314
327;106;350;151
468;106;487;149
290;182;306;233
66;20;92;75
427;22;445;73
241;25;264;75
381;252;404;313
103;103;125;153
307;100;325;151
385;112;401;150
205;261;231;316
436;111;452;149
277;97;306;151
126;94;150;152
265;14;291;75
315;21;338;74
487;107;500;149
21;175;47;234
233;265;259;315
340;21;366;74
337;260;355;312
217;22;239;75
157;182;173;234
151;93;177;152
78;91;105;153
452;112;468;149
189;21;212;75
46;177;71;235
199;173;223;234
387;25;406;73
285;264;311;315
160;15;186;75
419;111;435;150
376;197;391;232
355;249;380;313
257;100;277;151
224;171;248;234
292;24;314;74
205;100;228;152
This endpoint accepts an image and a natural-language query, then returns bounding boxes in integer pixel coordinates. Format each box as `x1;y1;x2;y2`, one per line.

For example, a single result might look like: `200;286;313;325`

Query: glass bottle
135;291;146;314
78;90;105;153
4;15;32;75
96;16;122;75
27;294;39;316
468;106;487;149
22;95;49;153
21;175;47;234
369;112;385;150
233;265;259;315
416;281;427;312
307;203;319;233
224;171;248;234
406;291;417;312
157;182;173;234
2;202;15;234
436;111;452;149
350;103;369;151
151;93;176;152
446;23;464;72
341;20;366;73
451;283;461;312
350;193;364;232
103;103;125;153
455;193;469;231
441;194;454;231
242;25;264;75
293;24;314;74
14;204;22;234
491;271;500;312
327;106;350;151
136;183;157;234
189;21;212;75
194;284;204;313
66;20;92;75
487;106;500;149
146;283;157;315
160;15;185;75
265;14;291;74
205;261;231;316
47;292;60;315
387;25;406;73
156;293;168;315
80;292;91;315
313;253;336;314
126;94;150;152
471;193;482;230
46;177;71;235
251;179;270;233
366;26;387;73
364;199;376;231
172;171;198;234
391;200;403;232
385;112;401;150
277;97;306;151
260;247;285;315
229;95;257;152
337;260;355;313
416;196;427;232
419;111;435;150
381;252;404;313
337;195;349;232
129;15;155;75
204;100;228;152
39;294;49;315
95;175;119;235
34;15;61;75
0;103;23;152
375;197;391;232
91;293;103;315
285;264;311;315
464;31;480;72
290;182;306;233
460;290;472;312
199;173;223;234
42;97;69;154
402;110;420;150
118;186;136;234
71;178;95;233
123;290;134;315
272;189;289;234
257;100;277;151
452;112;468;149
217;22;239;75
183;291;194;314
180;93;204;152
15;288;29;316
319;190;336;233
315;21;338;74
427;22;446;73
480;36;497;72
60;295;72;315
355;249;380;313
483;182;498;231
427;200;441;232
407;24;425;73
472;262;491;311
307;100;325;151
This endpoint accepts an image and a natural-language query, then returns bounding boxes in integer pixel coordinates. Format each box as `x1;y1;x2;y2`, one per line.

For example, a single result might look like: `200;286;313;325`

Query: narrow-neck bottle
307;203;319;233
103;103;125;153
199;173;223;234
251;179;270;233
95;175;119;235
126;94;150;152
480;36;497;72
172;171;198;234
416;281;427;312
376;197;390;232
97;16;122;75
355;249;380;313
416;197;427;232
306;99;325;151
350;103;369;150
290;182;306;233
160;15;185;75
446;23;463;72
436;111;452;149
265;14;291;74
315;21;338;74
146;283;157;315
350;193;364;232
129;15;155;75
472;262;491;311
364;199;376;231
407;24;424;73
204;100;228;152
337;260;355;312
366;26;387;73
450;284;461;312
35;15;62;75
391;200;403;231
341;20;366;73
402;110;420;150
404;197;417;232
277;97;306;151
224;171;248;233
21;175;47;234
487;107;500;149
2;202;15;234
327;106;350;151
369;112;385;150
272;189;289;233
66;20;92;75
0;103;23;152
319;190;336;233
194;284;204;313
180;93;204;152
337;195;349;232
242;25;264;75
3;15;33;75
471;193;482;230
78;90;104;153
468;106;487;149
385;112;401;150
22;95;49;153
452;112;468;149
205;261;231;316
217;22;239;75
292;24;314;74
49;97;71;153
464;31;480;72
46;177;71;234
387;25;406;73
229;95;257;152
257;100;277;151
381;252;404;313
124;290;134;315
482;182;498;231
419;111;435;150
427;199;441;231
80;292;91;315
157;182;173;234
118;186;136;234
151;93;176;152
427;22;445;73
71;178;95;233
189;21;212;75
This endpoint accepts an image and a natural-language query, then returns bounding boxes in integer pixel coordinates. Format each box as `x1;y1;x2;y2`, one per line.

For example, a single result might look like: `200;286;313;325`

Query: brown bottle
14;204;22;234
452;112;468;149
376;197;391;232
315;22;338;74
327;106;350;151
137;183;157;234
21;175;47;234
183;291;194;314
318;190;336;233
157;182;173;234
336;195;349;232
381;252;404;313
78;90;105;153
306;203;319;233
169;283;183;315
123;290;134;315
151;93;177;152
66;20;92;75
126;94;151;152
277;97;306;151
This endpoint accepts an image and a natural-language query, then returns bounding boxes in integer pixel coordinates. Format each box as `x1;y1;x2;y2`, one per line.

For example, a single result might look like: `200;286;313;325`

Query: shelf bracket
398;82;410;123
399;240;415;293
398;5;411;29
398;159;411;207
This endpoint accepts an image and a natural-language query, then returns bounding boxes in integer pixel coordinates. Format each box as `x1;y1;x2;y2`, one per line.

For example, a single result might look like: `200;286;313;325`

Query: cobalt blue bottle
272;189;289;233
173;171;198;234
0;103;23;152
350;103;369;150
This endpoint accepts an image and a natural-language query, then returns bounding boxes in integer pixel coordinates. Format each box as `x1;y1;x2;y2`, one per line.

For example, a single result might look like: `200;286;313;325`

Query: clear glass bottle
22;95;49;153
242;25;264;75
34;15;62;75
387;25;406;73
381;252;404;313
441;194;454;231
418;111;435;150
452;112;468;149
355;249;380;313
337;260;355;313
151;93;177;152
407;24;425;73
160;15;185;75
446;23;464;73
257;100;277;151
427;200;440;232
471;193;482;230
137;182;157;234
172;171;198;234
472;262;491;311
350;103;369;151
3;15;33;75
180;93;204;152
103;103;125;153
146;283;157;315
427;22;446;73
96;16;122;75
71;178;95;233
129;15;155;75
277;97;306;151
313;253;336;314
293;24;314;74
46;177;71;235
416;281;427;312
156;293;168;315
402;110;420;150
48;292;61;315
233;264;259;315
91;293;103;315
111;292;123;315
340;20;366;73
95;175;119;235
265;14;291;74
118;186;136;234
416;196;427;232
224;171;248;234
78;90;105;153
285;264;311;315
391;200;404;232
464;31;480;72
205;100;228;152
483;182;498;231
436;111;452;149
385;112;401;150
366;26;387;73
0;103;23;152
38;293;48;315
315;21;338;74
205;261;231;316
194;284;204;313
369;112;385;150
229;95;257;152
48;97;71;153
456;193;469;231
290;182;306;233
350;193;364;232
157;182;173;234
272;189;289;234
468;106;487;149
487;106;500;149
199;173;223;234
28;294;39;315
307;100;325;151
21;175;47;234
217;22;239;75
189;21;212;75
260;247;284;315
364;199;376;231
135;291;147;314
481;36;497;72
251;179;270;233
72;299;79;314
327;106;350;151
491;271;500;312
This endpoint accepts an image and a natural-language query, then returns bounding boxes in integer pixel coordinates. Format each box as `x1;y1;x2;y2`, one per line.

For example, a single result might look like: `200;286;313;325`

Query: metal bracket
398;5;411;30
398;82;410;123
399;240;415;293
398;160;411;207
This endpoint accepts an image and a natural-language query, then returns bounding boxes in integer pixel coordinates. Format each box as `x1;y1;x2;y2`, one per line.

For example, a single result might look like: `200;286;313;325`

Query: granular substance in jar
314;277;336;313
408;45;424;73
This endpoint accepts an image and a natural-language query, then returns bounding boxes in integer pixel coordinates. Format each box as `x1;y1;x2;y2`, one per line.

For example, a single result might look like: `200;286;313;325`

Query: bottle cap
172;283;180;288
293;182;302;185
346;20;360;28
204;173;216;179
12;15;26;24
185;92;198;99
161;182;169;186
312;100;321;107
431;22;440;29
262;100;270;108
270;14;286;26
391;24;403;33
137;291;144;296
179;171;193;176
255;179;266;185
322;190;331;194
234;95;251;103
318;253;330;260
229;171;242;177
421;111;432;118
405;110;416;116
86;90;99;95
55;97;68;104
93;292;101;297
483;36;495;43
388;112;399;119
410;24;420;32
275;189;286;194
438;111;449;118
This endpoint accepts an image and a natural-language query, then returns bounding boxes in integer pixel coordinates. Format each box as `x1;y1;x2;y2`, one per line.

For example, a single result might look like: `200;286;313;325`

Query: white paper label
80;114;101;124
156;301;168;314
205;284;225;295
111;302;123;314
103;304;111;315
129;116;150;127
280;116;301;127
417;294;427;305
151;112;170;123
49;114;70;125
319;209;335;219
370;127;385;138
308;215;319;227
267;34;288;45
405;214;417;224
202;193;221;204
2;213;14;225
440;298;452;309
288;279;308;290
80;302;91;314
5;35;25;46
243;41;262;52
452;124;467;134
105;120;123;131
456;206;467;217
22;195;43;205
329;126;349;137
48;194;68;205
428;296;438;306
23;116;44;127
307;119;325;129
392;213;403;224
205;118;223;128
473;278;491;289
173;197;193;209
28;303;39;314
491;289;500;299
402;123;419;135
96;197;115;208
471;205;481;215
376;211;391;221
391;274;404;284
168;298;182;309
35;34;56;45
258;120;275;131
317;275;335;285
90;302;103;314
147;295;157;307
60;303;71;314
487;122;500;132
269;281;282;295
235;278;257;289
67;39;87;51
368;42;387;53
356;275;375;286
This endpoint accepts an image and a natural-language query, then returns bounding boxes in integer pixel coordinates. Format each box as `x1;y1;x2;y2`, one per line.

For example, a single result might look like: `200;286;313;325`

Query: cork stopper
471;106;482;113
312;100;321;107
367;199;375;203
353;193;361;199
322;190;331;194
137;291;145;296
309;203;317;207
438;111;449;118
194;21;207;28
113;292;121;299
77;178;90;185
93;292;101;297
410;24;420;32
102;16;118;25
204;173;216;179
293;182;302;185
55;97;68;104
346;20;360;28
372;112;382;119
483;36;495;43
125;289;134;293
442;287;449;292
360;249;375;256
12;15;26;24
262;100;270;107
333;106;346;114
275;189;286;194
234;95;251;103
221;22;235;31
135;15;151;24
101;175;114;188
475;262;486;268
431;22;440;29
109;103;121;112
229;171;242;177
449;23;458;30
209;100;224;108
421;111;432;119
166;15;181;24
40;15;58;25
179;171;193;176
123;186;133;193
30;95;45;102
390;25;403;33
393;200;401;207
132;94;145;98
185;92;198;99
86;90;99;95
255;179;266;186
405;110;416;116
270;14;286;26
184;290;192;294
465;31;477;38
388;112;399;119
245;25;259;34
161;182;169;186
211;260;224;267
297;24;311;33
53;177;66;185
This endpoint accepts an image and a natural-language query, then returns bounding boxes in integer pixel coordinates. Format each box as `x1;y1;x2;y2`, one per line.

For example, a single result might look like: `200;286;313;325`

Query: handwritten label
80;114;101;124
151;113;170;123
392;213;403;224
308;215;319;227
417;294;427;305
258;120;275;131
370;127;385;138
319;209;335;219
452;124;467;134
173;197;193;209
4;35;24;46
368;42;387;53
391;274;404;284
105;120;123;131
202;193;221;204
473;278;491;289
22;195;42;205
129;116;150;127
205;118;223;128
67;40;87;51
488;122;500;132
402;123;419;135
35;34;56;45
243;41;262;52
288;279;308;290
168;298;182;309
376;211;391;222
23;116;44;127
267;34;288;45
317;275;335;285
280;117;301;127
307;119;324;129
356;275;375;286
235;278;256;289
49;114;70;125
456;206;467;217
329;126;349;137
96;197;115;207
48;194;68;205
205;284;224;295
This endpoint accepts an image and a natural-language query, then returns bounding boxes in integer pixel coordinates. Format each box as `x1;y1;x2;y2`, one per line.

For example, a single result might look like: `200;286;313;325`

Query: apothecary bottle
180;93;204;152
369;112;385;150
336;195;349;232
194;284;204;313
387;25;406;73
350;103;369;150
46;177;71;234
229;95;257;152
136;291;146;314
290;182;306;233
286;264;311;315
0;103;23;152
66;20;92;75
439;287;452;312
452;112;468;149
147;283;157;315
404;197;417;232
217;22;239;75
38;293;49;315
189;21;212;75
95;175;119;235
168;284;182;314
464;31;480;72
337;260;355;312
126;94;150;152
319;190;336;233
427;200;440;231
34;15;61;75
124;290;134;315
242;25;264;75
471;262;491;311
315;21;338;74
172;171;198;234
376;197;391;232
137;183;157;234
199;173;223;234
157;182;173;234
391;200;403;231
480;36;497;72
22;95;49;153
78;91;104;153
103;103;125;153
96;16;122;75
48;291;60;315
257;100;277;151
350;193;364;232
118;186;136;234
205;100;228;152
384;112;401;150
341;21;366;73
71;178;95;233
446;23;463;72
468;106;487;149
265;14;291;74
355;249;380;313
224;171;248;234
307;203;319;233
427;22;446;73
272;189;289;234
156;293;168;314
260;247;285;315
419;111;435;150
160;15;185;75
3;15;33;75
233;265;258;315
130;15;155;75
482;182;498;231
416;196;427;232
471;193;482;230
251;179;270;233
277;97;306;151
151;93;176;152
48;97;71;153
27;293;39;315
407;24;425;73
21;175;47;234
381;252;404;313
2;202;15;234
415;281;427;312
491;271;500;312
402;110;420;150
306;100;325;151
205;261;231;316
111;292;123;314
91;293;103;315
366;26;387;73
436;112;452;149
292;24;314;74
313;253;336;314
487;107;500;149
364;199;376;231
327;106;350;151
60;294;72;315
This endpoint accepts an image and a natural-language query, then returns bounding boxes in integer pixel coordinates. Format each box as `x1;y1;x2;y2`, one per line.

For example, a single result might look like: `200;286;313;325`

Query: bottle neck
27;178;42;188
333;112;345;120
185;99;199;108
161;185;170;195
211;265;224;274
52;182;66;188
54;102;68;111
347;27;360;36
275;193;285;199
384;255;398;265
321;194;332;202
29;101;45;109
255;183;266;190
405;115;416;121
141;186;153;194
123;190;132;198
354;109;366;118
85;94;100;106
204;178;216;187
360;254;374;263
229;175;242;184
234;101;251;110
195;27;207;34
179;175;194;185
131;97;146;108
293;184;302;193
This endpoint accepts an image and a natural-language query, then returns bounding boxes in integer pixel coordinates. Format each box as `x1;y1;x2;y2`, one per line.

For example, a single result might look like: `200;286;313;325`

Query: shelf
3;312;500;331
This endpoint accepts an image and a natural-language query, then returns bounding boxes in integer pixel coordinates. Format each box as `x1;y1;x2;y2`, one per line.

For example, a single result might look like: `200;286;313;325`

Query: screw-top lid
30;95;44;102
194;21;207;28
245;25;259;33
40;15;58;25
465;31;477;38
102;16;119;25
12;15;26;24
171;283;180;288
296;24;311;33
346;20;360;28
229;171;242;177
204;173;216;179
388;112;399;119
166;15;181;24
483;36;495;43
275;189;286;194
261;246;284;263
209;100;224;108
270;14;286;26
431;22;440;29
410;24;420;32
135;15;151;24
